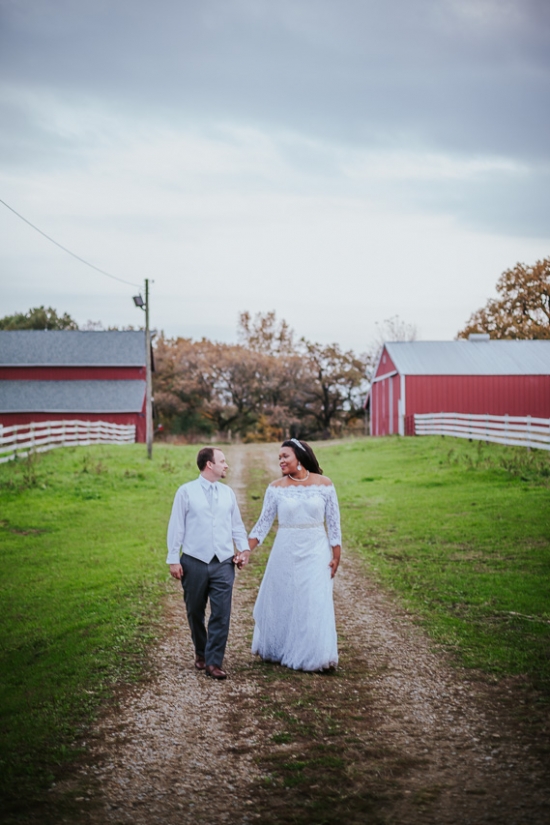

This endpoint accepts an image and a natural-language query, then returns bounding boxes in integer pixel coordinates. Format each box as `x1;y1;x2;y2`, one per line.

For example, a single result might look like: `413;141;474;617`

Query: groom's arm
230;489;249;554
166;486;188;579
230;485;255;568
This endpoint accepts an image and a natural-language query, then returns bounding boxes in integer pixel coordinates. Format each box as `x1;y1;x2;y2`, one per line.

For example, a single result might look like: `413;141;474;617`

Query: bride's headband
290;438;305;452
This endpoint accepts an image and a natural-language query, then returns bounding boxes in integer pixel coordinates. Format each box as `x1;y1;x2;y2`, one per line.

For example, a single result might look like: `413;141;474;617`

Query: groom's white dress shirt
166;476;249;565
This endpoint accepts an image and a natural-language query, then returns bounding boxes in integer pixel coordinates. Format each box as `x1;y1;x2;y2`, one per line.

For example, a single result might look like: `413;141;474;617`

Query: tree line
153;312;369;441
3;253;548;440
0;305;370;440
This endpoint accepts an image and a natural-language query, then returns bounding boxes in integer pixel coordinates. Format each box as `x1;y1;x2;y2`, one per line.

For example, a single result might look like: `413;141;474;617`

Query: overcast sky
1;0;549;351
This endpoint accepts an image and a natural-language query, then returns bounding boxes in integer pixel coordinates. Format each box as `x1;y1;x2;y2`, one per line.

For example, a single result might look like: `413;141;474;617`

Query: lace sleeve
325;485;342;547
249;486;277;544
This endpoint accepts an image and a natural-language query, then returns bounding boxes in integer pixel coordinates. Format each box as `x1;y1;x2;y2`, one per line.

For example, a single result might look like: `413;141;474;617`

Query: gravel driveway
60;444;550;825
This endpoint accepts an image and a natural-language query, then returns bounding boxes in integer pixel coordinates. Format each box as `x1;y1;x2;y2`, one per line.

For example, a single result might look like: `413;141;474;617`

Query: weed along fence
413;412;550;451
0;419;136;463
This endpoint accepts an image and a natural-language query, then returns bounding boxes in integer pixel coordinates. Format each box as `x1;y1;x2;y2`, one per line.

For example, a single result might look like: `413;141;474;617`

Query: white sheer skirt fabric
250;485;340;672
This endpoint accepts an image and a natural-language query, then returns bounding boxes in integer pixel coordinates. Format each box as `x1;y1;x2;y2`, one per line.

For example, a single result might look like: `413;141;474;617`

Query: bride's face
279;446;299;476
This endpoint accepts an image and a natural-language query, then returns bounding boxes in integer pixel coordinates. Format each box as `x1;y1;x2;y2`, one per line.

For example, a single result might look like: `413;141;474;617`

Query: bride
237;439;341;672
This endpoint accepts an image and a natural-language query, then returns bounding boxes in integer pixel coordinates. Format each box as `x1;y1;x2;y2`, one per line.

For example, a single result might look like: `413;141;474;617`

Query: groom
167;447;249;680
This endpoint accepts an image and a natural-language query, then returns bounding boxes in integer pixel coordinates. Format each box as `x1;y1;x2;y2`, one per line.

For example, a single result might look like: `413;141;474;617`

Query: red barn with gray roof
0;330;148;442
368;336;550;437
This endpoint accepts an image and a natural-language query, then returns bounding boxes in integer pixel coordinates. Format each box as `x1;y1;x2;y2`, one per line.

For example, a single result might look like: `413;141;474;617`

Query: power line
0;197;142;288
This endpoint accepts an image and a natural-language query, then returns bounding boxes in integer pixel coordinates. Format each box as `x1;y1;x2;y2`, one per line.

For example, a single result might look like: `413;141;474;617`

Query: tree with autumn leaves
153;311;369;440
458;257;550;340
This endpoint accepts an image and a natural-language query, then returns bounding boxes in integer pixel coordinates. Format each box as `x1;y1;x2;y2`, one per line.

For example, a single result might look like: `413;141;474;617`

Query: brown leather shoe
194;655;206;670
205;665;227;680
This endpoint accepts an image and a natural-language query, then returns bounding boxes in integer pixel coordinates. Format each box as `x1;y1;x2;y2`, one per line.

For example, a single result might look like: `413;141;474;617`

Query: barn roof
0;381;146;413
383;340;550;376
0;330;146;367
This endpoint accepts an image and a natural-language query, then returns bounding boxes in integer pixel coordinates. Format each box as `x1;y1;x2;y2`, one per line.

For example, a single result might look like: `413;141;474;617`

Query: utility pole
133;280;153;459
145;278;153;459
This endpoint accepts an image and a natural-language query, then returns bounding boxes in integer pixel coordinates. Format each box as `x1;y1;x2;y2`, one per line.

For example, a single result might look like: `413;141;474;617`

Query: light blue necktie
205;482;216;509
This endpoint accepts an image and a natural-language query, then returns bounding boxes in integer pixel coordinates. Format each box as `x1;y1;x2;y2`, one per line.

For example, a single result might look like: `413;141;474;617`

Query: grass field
1;436;549;814
0;443;198;811
321;436;550;692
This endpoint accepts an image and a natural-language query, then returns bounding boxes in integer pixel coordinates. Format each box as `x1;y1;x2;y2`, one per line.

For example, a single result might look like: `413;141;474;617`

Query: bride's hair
282;439;323;475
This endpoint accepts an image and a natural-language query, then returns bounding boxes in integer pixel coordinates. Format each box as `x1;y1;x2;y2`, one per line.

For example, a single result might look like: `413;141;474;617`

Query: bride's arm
326;486;342;577
249;486;277;544
234;487;276;567
325;485;342;547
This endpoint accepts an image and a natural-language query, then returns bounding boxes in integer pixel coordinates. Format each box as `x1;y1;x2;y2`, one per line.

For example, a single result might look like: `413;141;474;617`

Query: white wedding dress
249;483;342;671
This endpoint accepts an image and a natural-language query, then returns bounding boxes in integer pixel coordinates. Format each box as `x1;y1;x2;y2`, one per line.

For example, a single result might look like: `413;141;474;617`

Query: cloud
2;85;548;237
1;0;549;159
1;105;548;347
0;0;548;347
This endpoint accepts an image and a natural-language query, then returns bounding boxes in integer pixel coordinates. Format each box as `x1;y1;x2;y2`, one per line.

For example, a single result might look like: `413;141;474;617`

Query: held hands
233;549;251;569
233;539;258;570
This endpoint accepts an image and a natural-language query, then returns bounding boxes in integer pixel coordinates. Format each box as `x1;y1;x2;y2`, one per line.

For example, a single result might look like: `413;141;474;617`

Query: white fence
0;419;136;463
413;412;550;451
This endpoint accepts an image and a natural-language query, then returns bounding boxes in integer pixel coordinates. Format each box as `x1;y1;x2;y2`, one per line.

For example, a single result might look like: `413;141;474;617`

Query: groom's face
209;449;228;480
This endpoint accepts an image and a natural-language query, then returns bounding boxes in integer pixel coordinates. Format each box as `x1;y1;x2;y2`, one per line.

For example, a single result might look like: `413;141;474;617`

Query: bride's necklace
288;471;310;482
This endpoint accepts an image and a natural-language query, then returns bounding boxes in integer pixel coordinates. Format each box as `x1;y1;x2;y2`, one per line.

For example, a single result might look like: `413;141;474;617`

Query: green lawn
0;443;197;811
1;436;550;815
320;436;550;691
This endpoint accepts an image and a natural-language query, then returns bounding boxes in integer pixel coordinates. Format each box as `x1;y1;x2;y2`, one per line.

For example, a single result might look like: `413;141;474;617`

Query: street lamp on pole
132;279;153;459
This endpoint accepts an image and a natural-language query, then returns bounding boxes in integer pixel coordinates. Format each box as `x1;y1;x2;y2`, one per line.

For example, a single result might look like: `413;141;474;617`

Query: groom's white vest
166;477;248;565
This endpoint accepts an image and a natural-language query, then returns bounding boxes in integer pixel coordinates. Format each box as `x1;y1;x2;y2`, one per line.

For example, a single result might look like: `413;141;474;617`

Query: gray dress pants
180;553;235;667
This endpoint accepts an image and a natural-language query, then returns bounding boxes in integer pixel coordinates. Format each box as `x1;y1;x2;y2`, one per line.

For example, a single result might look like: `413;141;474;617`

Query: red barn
368;336;550;437
0;330;148;442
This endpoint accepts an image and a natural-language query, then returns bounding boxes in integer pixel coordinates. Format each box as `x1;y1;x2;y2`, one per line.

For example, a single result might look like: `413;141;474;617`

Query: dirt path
62;444;549;824
335;563;549;823
69;445;263;825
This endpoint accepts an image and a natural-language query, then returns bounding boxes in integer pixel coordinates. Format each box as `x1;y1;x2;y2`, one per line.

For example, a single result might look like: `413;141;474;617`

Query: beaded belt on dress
278;522;324;529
